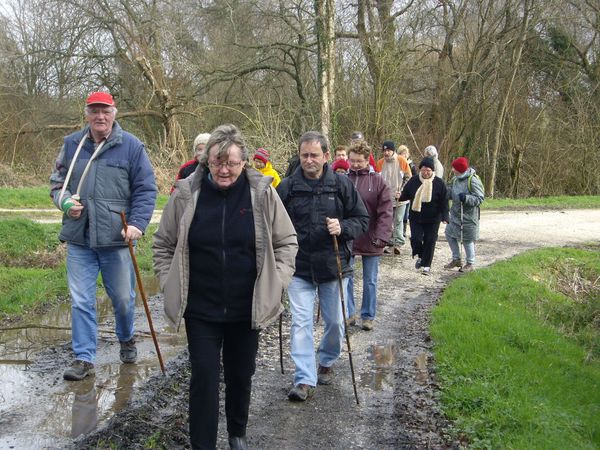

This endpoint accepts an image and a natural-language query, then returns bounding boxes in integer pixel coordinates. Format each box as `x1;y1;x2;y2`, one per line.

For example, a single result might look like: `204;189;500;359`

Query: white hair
424;145;438;158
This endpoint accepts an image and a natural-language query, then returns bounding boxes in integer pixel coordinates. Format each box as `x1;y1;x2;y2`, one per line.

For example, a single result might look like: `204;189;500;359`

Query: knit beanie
332;159;350;172
419;157;435;170
451;157;469;174
382;140;396;152
253;148;270;164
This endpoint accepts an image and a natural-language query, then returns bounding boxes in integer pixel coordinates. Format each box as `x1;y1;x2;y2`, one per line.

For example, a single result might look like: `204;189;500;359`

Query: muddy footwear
421;267;431;276
63;360;95;381
444;259;462;270
317;365;335;385
393;246;401;255
120;338;137;364
288;384;315;401
228;436;248;450
414;257;422;269
459;263;474;273
383;247;392;255
346;314;357;326
362;319;374;331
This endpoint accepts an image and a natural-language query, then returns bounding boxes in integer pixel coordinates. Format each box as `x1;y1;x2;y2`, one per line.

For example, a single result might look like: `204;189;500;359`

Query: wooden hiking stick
279;313;284;374
120;211;166;375
332;235;360;405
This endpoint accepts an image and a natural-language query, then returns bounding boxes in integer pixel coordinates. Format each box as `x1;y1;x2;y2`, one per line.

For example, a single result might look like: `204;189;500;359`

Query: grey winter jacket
152;167;298;330
50;122;157;247
445;168;484;241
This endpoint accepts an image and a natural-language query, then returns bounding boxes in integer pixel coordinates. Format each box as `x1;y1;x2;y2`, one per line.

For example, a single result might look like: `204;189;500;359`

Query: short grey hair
424;145;438;158
298;130;328;153
199;124;248;165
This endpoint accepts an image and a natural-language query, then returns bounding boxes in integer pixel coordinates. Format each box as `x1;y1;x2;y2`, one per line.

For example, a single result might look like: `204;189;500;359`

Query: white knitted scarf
412;173;434;212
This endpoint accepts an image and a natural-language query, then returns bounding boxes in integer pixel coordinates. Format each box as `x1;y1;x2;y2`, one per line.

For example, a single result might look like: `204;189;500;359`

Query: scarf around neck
412;173;434;212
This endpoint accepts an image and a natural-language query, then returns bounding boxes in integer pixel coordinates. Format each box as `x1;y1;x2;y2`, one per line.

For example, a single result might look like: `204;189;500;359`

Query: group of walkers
50;91;484;450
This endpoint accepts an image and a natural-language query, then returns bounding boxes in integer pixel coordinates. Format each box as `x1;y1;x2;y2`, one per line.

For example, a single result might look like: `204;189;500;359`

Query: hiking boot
317;365;335;385
421;267;431;276
288;383;315;401
459;263;474;272
346;314;357;327
63;360;95;381
393;246;401;255
383;247;392;254
362;319;374;331
119;338;137;364
228;436;248;450
414;257;422;269
444;259;462;270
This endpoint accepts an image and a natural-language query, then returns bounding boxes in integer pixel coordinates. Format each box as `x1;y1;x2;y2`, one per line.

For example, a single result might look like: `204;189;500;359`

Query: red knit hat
452;156;469;173
86;91;115;106
332;159;350;172
253;148;270;164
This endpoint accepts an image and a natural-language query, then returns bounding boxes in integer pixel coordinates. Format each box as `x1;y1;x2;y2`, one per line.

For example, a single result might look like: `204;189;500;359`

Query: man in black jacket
277;131;369;402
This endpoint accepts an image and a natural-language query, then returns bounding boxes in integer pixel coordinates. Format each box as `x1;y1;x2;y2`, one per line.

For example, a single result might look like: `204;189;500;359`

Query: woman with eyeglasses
153;124;298;450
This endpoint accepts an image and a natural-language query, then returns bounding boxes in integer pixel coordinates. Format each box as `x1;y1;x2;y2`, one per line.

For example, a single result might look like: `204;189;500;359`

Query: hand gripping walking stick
332;235;360;405
120;211;166;375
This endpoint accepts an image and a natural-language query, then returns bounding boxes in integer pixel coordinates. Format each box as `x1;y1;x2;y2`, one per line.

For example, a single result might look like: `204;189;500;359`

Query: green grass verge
0;219;158;318
431;248;600;449
0;186;169;209
482;195;600;210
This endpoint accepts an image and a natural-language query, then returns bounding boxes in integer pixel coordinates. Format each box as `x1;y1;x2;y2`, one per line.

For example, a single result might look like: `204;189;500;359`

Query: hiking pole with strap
332;235;360;405
119;211;166;375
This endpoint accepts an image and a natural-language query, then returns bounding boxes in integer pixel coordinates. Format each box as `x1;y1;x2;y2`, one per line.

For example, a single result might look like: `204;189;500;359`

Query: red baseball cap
86;92;115;106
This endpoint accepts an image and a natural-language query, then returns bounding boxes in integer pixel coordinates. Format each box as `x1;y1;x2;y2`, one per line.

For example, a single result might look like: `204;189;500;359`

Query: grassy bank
431;247;600;448
0;218;158;319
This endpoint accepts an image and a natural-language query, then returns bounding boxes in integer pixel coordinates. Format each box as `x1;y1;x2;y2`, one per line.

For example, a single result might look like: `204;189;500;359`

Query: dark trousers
409;221;441;267
185;318;260;450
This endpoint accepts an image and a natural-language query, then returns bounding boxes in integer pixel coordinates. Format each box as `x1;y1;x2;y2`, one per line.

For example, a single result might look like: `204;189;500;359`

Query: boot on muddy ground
443;259;462;269
317;365;335;385
459;263;474;272
63;360;95;381
361;319;374;331
287;383;315;401
119;338;137;363
228;435;248;450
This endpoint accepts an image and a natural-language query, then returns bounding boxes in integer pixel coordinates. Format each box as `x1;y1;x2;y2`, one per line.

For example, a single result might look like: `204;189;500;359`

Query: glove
458;193;466;203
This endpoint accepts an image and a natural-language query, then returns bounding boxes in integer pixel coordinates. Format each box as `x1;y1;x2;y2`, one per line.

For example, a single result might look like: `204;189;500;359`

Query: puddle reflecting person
347;141;393;331
399;157;449;275
153;124;298;450
71;383;98;438
50;91;157;381
444;157;484;272
277;131;369;401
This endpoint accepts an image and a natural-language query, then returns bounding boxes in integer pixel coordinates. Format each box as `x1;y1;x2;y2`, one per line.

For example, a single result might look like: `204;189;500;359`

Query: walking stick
279;312;284;374
332;235;360;405
459;202;464;263
120;211;166;375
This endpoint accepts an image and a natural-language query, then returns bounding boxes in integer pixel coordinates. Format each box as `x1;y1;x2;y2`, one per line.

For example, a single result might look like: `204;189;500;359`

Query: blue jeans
67;243;136;363
446;236;476;264
348;256;380;320
287;276;349;387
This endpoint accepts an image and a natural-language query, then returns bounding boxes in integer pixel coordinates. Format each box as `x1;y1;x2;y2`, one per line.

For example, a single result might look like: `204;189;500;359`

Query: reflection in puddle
0;276;186;448
360;342;396;391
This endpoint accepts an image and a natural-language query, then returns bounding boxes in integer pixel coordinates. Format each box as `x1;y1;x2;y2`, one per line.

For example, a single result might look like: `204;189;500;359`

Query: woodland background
0;0;598;196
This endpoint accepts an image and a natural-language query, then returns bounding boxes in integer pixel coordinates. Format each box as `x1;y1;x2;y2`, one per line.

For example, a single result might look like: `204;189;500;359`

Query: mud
1;209;599;450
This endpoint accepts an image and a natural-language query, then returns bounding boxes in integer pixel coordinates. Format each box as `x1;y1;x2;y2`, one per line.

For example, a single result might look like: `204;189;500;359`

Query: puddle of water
0;276;187;448
359;341;396;391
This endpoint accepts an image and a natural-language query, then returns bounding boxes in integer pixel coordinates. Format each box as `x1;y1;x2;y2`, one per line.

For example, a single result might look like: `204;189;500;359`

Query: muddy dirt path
1;209;598;450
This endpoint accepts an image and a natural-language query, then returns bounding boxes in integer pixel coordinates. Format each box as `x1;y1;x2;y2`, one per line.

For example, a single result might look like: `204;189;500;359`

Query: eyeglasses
208;160;243;169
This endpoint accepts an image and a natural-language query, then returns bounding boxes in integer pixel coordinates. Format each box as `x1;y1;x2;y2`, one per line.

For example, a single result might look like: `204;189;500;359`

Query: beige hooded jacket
152;166;298;330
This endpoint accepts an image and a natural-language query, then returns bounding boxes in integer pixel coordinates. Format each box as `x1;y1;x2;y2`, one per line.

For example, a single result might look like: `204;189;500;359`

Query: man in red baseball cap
50;90;157;381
